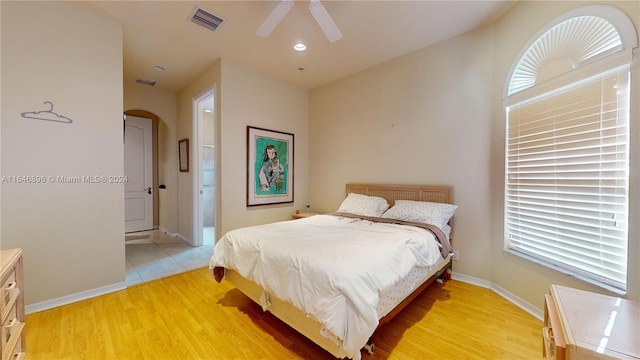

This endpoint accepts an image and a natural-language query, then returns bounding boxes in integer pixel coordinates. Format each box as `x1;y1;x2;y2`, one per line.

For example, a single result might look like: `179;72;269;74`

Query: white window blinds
505;67;629;290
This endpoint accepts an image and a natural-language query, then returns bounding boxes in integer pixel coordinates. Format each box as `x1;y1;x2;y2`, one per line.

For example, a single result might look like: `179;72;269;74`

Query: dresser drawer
2;306;18;343
0;249;25;360
543;294;566;360
1;283;19;324
1;307;24;360
542;327;561;360
1;322;24;360
0;271;16;309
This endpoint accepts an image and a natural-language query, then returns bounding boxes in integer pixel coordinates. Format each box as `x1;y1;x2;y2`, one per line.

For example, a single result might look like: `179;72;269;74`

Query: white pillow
381;200;457;230
336;193;389;217
442;224;452;240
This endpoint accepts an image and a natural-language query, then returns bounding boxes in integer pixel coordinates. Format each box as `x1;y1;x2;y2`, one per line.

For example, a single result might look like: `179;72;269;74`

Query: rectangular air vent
190;7;225;32
135;77;157;86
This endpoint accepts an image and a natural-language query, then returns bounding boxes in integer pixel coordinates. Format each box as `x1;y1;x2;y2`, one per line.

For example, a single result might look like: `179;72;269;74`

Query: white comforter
209;214;442;359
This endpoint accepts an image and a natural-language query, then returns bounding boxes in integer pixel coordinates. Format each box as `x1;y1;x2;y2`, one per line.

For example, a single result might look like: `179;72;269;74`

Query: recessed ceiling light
293;43;307;51
152;65;166;71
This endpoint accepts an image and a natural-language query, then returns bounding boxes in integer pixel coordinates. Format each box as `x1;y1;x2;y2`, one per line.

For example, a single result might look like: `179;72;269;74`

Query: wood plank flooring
26;267;543;359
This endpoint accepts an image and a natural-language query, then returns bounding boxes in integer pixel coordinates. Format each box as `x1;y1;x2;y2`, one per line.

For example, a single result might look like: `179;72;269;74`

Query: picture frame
247;126;294;206
179;138;189;172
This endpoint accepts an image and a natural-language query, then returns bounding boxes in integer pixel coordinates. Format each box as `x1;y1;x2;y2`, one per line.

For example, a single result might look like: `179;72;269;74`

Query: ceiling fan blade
256;0;294;37
308;0;342;43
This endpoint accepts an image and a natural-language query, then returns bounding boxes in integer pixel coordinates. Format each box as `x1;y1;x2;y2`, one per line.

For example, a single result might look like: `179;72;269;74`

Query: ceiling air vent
190;7;225;32
135;77;157;86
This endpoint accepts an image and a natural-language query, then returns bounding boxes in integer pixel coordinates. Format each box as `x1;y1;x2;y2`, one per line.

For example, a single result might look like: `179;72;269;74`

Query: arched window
504;5;637;291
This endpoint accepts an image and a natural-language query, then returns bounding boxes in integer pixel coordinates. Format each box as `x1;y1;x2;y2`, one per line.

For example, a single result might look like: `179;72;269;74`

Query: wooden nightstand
543;284;639;360
292;212;319;219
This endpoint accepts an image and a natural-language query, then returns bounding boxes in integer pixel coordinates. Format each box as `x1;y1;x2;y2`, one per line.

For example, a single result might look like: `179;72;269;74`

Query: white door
124;115;153;233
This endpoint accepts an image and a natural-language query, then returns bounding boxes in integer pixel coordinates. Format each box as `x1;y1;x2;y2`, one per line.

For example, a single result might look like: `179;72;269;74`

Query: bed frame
224;183;454;358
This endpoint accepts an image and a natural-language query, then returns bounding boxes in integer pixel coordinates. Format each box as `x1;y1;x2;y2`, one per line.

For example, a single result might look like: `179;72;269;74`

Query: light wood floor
26;267;543;359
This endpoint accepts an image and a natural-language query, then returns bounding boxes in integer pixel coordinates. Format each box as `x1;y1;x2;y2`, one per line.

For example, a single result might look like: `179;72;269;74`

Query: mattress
377;255;449;318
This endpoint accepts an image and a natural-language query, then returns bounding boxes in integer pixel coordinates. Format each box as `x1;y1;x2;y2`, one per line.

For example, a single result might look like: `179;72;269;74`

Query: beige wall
310;24;496;281
1;1;3;245
218;60;309;233
176;60;221;242
177;59;310;241
124;84;179;233
1;2;124;304
310;0;640;310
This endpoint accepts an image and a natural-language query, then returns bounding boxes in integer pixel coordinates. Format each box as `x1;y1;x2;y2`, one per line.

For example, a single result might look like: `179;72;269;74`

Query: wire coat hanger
21;101;73;124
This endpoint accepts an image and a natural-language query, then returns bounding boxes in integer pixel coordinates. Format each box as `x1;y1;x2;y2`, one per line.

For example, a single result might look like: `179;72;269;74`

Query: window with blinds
503;5;637;292
506;67;629;290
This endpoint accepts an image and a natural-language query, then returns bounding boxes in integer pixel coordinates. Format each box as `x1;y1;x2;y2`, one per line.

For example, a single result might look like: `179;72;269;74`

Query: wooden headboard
345;183;452;207
346;183;455;242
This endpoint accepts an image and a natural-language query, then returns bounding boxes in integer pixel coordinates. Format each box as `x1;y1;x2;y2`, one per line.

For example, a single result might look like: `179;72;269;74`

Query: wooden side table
543;284;639;360
292;212;319;219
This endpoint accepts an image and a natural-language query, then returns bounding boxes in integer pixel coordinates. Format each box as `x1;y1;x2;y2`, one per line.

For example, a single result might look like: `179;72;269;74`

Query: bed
209;183;456;359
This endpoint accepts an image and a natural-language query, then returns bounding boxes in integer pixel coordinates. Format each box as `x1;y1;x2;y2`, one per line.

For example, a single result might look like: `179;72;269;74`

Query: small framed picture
247;126;294;206
179;138;189;172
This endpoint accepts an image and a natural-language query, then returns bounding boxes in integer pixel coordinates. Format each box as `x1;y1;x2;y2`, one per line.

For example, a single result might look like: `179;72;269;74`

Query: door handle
145;187;152;194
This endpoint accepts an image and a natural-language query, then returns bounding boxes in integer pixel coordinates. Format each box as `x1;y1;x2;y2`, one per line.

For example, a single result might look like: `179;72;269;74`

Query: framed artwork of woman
246;126;294;206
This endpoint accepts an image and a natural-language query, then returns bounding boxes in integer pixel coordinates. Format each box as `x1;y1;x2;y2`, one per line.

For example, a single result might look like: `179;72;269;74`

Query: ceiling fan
256;0;343;43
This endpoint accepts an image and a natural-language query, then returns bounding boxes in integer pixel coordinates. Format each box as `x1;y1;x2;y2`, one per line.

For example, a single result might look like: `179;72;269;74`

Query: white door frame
192;87;215;247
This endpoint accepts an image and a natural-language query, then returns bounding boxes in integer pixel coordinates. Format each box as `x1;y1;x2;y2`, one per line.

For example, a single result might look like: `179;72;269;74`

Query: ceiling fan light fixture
256;0;294;37
308;0;343;43
256;0;341;43
293;43;307;51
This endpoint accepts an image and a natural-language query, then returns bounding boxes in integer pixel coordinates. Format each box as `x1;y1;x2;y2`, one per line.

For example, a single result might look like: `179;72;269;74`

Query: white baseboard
158;227;179;237
452;272;543;321
158;227;193;245
25;281;126;315
26;228;192;314
451;272;492;288
154;227;194;245
491;282;544;321
177;233;194;245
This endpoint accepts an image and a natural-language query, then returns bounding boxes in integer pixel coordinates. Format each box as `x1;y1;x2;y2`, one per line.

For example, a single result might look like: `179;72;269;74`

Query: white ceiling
87;1;515;92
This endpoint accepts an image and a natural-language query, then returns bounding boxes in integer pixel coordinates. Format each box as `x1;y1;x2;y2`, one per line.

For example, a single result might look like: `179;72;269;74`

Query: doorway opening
124;108;213;286
193;88;216;248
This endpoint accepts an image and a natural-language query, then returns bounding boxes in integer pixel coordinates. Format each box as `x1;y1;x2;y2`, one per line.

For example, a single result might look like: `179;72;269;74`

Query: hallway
125;228;214;286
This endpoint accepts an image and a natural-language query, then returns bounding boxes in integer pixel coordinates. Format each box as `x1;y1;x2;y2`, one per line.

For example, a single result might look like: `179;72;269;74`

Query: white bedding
377;258;444;318
209;214;443;359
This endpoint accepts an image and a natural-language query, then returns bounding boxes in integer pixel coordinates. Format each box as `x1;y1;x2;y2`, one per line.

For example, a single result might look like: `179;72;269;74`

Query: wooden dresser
0;249;25;360
543;284;639;360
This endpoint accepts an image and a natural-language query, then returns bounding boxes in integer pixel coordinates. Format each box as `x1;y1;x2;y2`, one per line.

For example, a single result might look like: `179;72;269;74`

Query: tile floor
125;227;215;286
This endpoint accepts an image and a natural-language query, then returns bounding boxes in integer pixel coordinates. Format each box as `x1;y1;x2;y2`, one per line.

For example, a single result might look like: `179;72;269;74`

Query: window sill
504;248;627;296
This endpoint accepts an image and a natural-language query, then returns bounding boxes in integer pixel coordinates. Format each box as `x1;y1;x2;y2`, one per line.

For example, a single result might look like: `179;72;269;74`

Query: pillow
336;193;389;217
381;200;457;230
442;224;452;240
